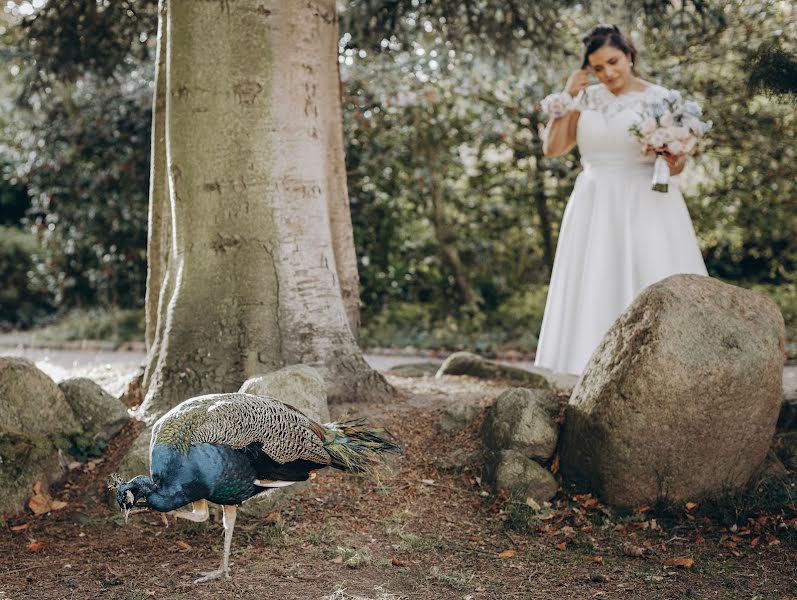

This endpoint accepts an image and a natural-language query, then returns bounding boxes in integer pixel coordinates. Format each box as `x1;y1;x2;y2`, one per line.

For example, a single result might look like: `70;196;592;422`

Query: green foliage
17;73;151;310
32;307;144;344
0;225;53;329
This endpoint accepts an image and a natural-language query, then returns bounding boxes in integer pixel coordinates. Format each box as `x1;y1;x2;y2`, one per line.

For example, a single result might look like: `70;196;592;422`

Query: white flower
667;140;685;154
682;136;697;154
639;117;658;136
648;129;669;149
667;90;683;104
660;111;674;127
682;100;702;117
671;125;690;139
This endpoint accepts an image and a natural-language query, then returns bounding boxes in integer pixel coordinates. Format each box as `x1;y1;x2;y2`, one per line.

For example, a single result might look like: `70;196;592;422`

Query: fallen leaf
175;541;192;551
32;481;43;495
420;479;435;485
264;512;281;524
498;549;516;559
559;526;576;538
28;493;51;515
391;557;405;567
555;542;567;551
623;543;646;558
10;523;30;532
664;557;694;569
685;502;698;511
634;505;652;514
27;541;45;553
550;453;560;475
585;555;604;564
50;500;67;511
582;497;599;508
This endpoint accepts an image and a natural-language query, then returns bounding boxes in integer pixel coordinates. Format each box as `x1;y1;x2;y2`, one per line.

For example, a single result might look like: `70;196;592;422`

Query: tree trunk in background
139;0;392;423
144;0;169;353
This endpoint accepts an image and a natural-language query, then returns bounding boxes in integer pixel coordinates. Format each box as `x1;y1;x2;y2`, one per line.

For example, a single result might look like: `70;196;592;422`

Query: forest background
0;0;795;357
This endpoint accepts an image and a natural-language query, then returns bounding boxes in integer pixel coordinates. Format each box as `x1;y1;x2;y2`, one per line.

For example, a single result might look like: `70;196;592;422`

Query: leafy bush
32;307;144;344
0;225;53;329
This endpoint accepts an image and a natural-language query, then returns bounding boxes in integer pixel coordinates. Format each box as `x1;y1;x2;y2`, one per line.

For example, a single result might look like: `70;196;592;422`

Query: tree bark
137;0;393;423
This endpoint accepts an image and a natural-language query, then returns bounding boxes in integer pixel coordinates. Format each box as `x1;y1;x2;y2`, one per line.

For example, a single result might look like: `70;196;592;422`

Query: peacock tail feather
321;419;402;475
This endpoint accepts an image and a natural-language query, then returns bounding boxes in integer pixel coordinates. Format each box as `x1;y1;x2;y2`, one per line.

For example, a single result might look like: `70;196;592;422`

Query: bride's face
587;45;633;93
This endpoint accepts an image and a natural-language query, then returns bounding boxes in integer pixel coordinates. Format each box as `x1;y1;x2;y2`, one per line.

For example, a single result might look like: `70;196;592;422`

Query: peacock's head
111;475;152;523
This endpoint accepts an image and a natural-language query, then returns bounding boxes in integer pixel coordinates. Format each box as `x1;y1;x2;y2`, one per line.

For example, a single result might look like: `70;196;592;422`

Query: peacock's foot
193;567;230;584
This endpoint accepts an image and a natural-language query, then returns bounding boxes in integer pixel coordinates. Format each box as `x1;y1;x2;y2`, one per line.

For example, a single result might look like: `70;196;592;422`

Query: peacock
112;392;401;583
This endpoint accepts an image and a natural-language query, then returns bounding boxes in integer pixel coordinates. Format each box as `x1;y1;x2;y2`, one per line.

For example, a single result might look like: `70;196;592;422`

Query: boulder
59;378;129;443
387;362;441;378
482;388;559;462
561;275;784;507
0;357;82;515
436;352;550;389
435;404;482;434
239;364;329;423
491;449;559;502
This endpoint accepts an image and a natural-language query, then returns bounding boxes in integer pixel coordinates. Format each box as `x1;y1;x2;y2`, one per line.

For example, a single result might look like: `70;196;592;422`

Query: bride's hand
564;69;589;98
663;151;687;176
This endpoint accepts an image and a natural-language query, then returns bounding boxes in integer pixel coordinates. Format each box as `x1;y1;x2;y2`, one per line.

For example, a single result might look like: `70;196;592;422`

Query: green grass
32;307;144;345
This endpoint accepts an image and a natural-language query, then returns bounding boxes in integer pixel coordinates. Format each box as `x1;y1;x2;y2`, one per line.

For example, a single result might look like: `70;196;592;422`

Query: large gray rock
561;275;784;507
436;352;550;389
59;378;129;442
0;357;82;516
491;449;559;502
482;388;559;462
239;364;330;423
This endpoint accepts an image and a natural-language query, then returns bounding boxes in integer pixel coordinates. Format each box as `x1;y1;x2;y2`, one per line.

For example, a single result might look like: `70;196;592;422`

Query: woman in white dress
534;24;708;376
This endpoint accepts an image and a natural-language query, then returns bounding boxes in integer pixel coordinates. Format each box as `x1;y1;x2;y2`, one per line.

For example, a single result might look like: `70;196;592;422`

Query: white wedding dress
534;83;708;376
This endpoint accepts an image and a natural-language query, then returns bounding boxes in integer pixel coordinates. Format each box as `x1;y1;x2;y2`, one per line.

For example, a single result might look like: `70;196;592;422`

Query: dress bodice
575;83;669;170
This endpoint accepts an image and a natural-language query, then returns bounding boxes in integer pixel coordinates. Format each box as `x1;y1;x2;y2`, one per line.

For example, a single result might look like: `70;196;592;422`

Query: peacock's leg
170;498;209;522
193;504;237;584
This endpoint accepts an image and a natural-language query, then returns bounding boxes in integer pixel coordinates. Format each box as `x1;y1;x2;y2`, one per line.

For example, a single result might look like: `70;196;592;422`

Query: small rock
0;357;82;515
433;449;480;471
59;378;129;443
435;404;482;434
436;352;550;389
482;388;559;462
491;449;558;502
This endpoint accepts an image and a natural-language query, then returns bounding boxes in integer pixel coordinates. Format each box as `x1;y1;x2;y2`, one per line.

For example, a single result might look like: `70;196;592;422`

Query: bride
533;24;708;376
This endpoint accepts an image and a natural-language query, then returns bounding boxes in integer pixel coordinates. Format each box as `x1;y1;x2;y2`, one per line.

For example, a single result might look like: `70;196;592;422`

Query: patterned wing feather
153;393;331;465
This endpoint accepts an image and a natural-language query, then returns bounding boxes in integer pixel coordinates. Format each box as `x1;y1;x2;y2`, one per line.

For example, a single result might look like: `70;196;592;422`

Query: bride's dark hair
581;24;638;74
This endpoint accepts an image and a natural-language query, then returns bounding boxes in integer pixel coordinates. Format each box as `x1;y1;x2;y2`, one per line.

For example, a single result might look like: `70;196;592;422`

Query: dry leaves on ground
28;481;67;515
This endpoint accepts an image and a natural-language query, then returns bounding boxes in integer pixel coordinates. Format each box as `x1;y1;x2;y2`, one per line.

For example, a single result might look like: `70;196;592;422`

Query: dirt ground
1;375;796;600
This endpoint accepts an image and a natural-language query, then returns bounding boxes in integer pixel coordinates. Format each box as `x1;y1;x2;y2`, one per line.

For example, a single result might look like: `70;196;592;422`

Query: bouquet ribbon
652;155;671;193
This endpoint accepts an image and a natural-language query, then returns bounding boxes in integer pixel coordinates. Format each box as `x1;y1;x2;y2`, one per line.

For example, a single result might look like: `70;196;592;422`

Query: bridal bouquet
629;90;712;192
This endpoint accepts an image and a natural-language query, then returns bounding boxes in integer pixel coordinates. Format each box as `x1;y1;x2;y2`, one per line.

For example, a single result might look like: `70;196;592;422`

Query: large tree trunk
138;0;392;423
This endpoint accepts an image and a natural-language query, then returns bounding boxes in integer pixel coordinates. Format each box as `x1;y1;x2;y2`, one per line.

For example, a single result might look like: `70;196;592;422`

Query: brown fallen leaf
50;500;67;511
555;542;567;551
391;557;405;567
623;543;646;558
498;549;516;559
664;557;695;569
28;492;52;515
685;502;698;511
175;540;192;552
633;505;652;514
585;555;604;564
10;523;30;532
264;512;282;524
27;541;45;553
